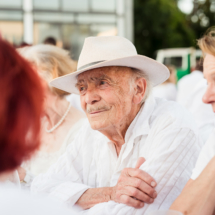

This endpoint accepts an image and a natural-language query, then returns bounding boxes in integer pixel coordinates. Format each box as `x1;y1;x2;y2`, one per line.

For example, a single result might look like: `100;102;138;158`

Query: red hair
0;39;44;173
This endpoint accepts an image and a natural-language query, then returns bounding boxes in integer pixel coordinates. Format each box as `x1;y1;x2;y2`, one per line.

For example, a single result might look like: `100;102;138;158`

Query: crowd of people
1;27;215;215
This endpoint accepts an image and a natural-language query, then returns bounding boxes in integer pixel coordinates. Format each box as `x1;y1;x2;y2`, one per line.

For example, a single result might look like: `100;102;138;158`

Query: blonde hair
198;27;215;57
18;44;77;96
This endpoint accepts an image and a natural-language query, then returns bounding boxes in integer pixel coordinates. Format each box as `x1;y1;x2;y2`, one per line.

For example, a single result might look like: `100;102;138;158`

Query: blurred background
0;0;214;78
0;0;132;60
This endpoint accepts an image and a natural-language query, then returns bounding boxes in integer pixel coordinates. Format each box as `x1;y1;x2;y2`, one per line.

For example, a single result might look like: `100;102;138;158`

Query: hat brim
50;55;170;94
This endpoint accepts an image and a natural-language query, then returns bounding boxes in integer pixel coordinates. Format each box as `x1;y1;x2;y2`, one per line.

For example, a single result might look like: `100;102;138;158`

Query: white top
177;71;215;143
31;95;201;214
66;94;84;113
153;83;177;101
191;130;215;180
0;184;75;215
22;119;85;186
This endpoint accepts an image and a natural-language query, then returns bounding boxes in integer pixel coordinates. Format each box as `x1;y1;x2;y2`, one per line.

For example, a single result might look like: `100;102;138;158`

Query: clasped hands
110;157;157;208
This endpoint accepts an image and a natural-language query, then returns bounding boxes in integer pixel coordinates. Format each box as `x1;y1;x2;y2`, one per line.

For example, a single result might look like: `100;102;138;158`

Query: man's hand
76;157;157;210
110;157;157;208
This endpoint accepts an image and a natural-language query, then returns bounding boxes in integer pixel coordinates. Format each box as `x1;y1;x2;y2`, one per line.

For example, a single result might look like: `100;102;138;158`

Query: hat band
78;60;105;70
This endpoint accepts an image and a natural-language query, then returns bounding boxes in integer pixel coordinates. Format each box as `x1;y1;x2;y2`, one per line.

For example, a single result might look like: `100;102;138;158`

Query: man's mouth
89;110;107;114
87;105;111;115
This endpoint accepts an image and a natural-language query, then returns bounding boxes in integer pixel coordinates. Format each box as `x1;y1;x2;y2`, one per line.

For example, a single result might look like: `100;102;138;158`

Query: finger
135;157;146;169
120;176;157;198
123;186;154;204
127;168;157;188
120;194;145;209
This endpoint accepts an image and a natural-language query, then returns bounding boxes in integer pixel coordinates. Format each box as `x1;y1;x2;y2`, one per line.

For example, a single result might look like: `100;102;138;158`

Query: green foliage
188;0;215;40
134;0;196;58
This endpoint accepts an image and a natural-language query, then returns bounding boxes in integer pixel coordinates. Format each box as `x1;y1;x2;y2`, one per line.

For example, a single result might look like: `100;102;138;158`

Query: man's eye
79;87;85;91
100;81;107;85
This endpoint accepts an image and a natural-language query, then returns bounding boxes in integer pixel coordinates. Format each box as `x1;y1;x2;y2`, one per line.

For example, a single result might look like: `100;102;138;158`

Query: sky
178;0;194;14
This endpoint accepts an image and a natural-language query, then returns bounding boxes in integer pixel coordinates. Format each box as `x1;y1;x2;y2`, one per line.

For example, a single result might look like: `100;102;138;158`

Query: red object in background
0;38;44;173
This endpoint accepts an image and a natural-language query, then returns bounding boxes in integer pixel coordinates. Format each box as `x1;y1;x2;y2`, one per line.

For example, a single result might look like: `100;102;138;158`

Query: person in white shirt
17;45;86;188
0;38;74;215
153;65;177;101
171;28;215;215
32;36;201;214
177;60;215;143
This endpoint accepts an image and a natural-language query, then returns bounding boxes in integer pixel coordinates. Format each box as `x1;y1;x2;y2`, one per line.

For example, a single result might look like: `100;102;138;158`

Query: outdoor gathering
1;0;215;215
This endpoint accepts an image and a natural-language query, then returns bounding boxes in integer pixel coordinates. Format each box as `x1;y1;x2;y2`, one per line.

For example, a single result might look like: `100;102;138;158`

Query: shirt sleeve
80;116;201;215
191;130;215;180
31;127;91;207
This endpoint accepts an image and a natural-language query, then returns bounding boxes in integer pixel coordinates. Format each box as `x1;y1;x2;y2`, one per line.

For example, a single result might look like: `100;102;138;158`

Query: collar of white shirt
92;94;156;174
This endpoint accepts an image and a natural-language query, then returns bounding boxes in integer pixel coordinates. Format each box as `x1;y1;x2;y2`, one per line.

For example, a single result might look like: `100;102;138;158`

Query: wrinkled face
76;67;136;131
203;54;215;112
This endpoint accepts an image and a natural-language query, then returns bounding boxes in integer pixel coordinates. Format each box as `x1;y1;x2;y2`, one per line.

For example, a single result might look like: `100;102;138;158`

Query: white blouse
22;119;85;186
31;95;201;214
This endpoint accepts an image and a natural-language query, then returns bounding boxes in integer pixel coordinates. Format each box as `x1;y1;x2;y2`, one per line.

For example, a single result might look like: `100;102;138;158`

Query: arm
80;125;200;215
32;126;156;210
31;129;91;206
76;157;157;209
170;156;215;215
76;187;113;209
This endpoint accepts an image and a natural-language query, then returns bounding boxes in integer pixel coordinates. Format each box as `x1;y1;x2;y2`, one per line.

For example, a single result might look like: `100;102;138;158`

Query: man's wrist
76;187;115;209
109;186;115;201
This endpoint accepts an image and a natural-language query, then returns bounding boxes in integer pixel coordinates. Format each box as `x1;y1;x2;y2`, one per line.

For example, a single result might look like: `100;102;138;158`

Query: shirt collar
124;94;156;143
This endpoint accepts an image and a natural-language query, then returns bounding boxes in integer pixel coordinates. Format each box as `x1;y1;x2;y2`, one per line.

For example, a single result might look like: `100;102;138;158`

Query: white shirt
153;83;177;101
191;130;215;180
0;185;75;215
32;95;201;214
22;119;85;188
177;71;215;143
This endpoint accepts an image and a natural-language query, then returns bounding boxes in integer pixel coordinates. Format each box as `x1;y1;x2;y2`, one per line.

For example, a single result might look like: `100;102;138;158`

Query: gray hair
18;44;77;96
130;68;152;104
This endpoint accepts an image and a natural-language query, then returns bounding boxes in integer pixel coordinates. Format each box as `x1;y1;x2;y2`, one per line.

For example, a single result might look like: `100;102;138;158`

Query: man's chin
89;121;107;131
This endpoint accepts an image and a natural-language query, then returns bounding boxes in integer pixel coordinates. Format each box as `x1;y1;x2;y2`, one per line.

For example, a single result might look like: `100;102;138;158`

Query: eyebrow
75;80;84;88
75;74;114;88
95;74;114;83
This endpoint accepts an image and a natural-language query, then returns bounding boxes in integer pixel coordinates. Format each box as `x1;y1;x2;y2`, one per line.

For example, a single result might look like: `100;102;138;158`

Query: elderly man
32;36;201;214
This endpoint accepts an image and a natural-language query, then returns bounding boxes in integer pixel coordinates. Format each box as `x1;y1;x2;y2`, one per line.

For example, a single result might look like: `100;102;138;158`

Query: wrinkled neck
99;104;141;156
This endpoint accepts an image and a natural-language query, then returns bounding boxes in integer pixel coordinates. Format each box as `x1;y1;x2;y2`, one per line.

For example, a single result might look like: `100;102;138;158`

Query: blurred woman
17;45;85;187
0;38;73;215
153;65;177;101
170;27;215;215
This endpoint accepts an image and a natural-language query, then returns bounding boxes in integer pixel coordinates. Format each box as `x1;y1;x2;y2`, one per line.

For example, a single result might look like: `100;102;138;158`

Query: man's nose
202;86;213;104
84;86;101;105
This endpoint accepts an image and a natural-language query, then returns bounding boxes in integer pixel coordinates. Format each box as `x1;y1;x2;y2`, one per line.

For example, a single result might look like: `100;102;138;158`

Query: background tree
134;0;196;58
188;0;215;41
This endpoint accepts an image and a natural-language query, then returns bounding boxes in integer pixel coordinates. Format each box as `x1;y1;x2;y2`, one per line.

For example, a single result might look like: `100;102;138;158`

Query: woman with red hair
0;39;43;177
0;38;73;214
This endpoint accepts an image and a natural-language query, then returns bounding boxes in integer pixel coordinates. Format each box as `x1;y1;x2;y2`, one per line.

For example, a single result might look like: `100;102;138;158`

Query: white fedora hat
50;36;169;94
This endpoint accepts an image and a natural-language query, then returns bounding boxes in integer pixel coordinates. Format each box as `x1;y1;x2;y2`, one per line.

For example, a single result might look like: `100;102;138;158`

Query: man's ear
132;78;147;104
